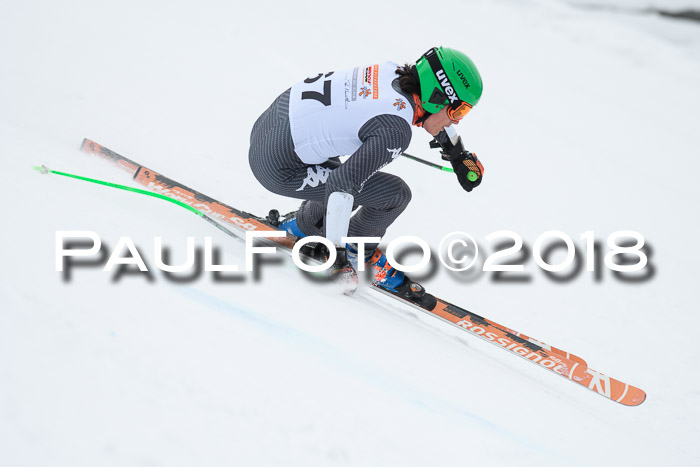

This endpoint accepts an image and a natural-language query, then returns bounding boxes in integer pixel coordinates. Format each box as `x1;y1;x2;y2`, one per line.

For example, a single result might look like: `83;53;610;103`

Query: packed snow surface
2;0;700;465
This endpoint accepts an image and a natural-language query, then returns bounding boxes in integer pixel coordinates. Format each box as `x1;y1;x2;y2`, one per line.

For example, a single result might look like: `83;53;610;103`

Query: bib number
301;71;334;106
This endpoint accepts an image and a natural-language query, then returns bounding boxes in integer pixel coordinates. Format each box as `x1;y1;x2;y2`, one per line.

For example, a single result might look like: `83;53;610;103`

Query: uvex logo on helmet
435;69;460;103
453;64;471;90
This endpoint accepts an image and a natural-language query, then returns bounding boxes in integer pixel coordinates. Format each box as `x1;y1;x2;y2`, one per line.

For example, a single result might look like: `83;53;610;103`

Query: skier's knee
379;177;411;214
392;179;412;212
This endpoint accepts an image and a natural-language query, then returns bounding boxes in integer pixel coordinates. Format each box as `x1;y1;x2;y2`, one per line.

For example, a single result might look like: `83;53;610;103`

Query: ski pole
32;165;244;241
402;153;479;182
401;152;454;173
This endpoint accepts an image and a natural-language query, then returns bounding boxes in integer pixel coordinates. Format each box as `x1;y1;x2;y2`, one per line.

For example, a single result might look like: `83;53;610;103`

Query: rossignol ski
75;138;646;406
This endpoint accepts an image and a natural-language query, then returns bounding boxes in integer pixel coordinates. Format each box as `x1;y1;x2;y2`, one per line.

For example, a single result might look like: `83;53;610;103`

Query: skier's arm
323;114;412;238
325;114;411;198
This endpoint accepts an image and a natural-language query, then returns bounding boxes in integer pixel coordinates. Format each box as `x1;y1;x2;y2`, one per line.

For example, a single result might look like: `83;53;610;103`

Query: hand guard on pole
430;130;485;193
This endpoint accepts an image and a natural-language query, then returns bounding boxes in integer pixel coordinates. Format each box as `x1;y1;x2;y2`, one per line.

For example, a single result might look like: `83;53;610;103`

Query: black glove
449;152;484;192
430;131;485;193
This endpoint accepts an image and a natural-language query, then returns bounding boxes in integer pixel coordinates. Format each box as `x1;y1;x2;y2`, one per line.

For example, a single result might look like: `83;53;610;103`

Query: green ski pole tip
33;165;50;174
467;171;478;182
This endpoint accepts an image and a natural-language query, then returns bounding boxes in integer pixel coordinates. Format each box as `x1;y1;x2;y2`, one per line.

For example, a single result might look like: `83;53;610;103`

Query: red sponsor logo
363;66;372;84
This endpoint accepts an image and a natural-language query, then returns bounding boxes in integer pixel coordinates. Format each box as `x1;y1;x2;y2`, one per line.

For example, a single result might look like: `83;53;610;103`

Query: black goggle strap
423;47;459;107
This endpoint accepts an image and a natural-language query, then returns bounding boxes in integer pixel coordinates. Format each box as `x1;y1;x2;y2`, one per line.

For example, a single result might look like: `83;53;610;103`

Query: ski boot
347;245;406;291
266;209;306;237
348;245;437;310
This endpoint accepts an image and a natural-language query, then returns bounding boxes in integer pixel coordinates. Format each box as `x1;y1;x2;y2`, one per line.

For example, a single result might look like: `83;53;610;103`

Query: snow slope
2;0;700;465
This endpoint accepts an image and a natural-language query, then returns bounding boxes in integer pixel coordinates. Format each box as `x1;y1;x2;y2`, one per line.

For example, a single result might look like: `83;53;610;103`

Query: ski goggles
446;100;473;122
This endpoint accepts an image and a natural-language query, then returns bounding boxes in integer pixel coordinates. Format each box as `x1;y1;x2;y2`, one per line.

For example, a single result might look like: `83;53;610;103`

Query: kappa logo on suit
296;165;333;191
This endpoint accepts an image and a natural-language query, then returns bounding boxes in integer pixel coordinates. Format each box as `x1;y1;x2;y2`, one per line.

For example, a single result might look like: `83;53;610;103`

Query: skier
248;46;484;298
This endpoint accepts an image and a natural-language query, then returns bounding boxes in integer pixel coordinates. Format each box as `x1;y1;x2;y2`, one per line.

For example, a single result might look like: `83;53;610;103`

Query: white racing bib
289;62;413;165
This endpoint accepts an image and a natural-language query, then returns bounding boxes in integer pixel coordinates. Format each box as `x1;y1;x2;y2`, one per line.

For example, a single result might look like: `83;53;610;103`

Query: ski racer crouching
248;47;484;302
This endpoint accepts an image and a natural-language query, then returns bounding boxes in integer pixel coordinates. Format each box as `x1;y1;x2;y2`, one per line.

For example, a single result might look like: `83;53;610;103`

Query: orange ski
373;287;645;406
80;138;296;250
79;138;646;405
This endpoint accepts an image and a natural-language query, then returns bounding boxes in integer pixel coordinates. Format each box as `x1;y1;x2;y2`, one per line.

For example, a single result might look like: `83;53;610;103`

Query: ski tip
80;138;101;155
619;386;646;407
